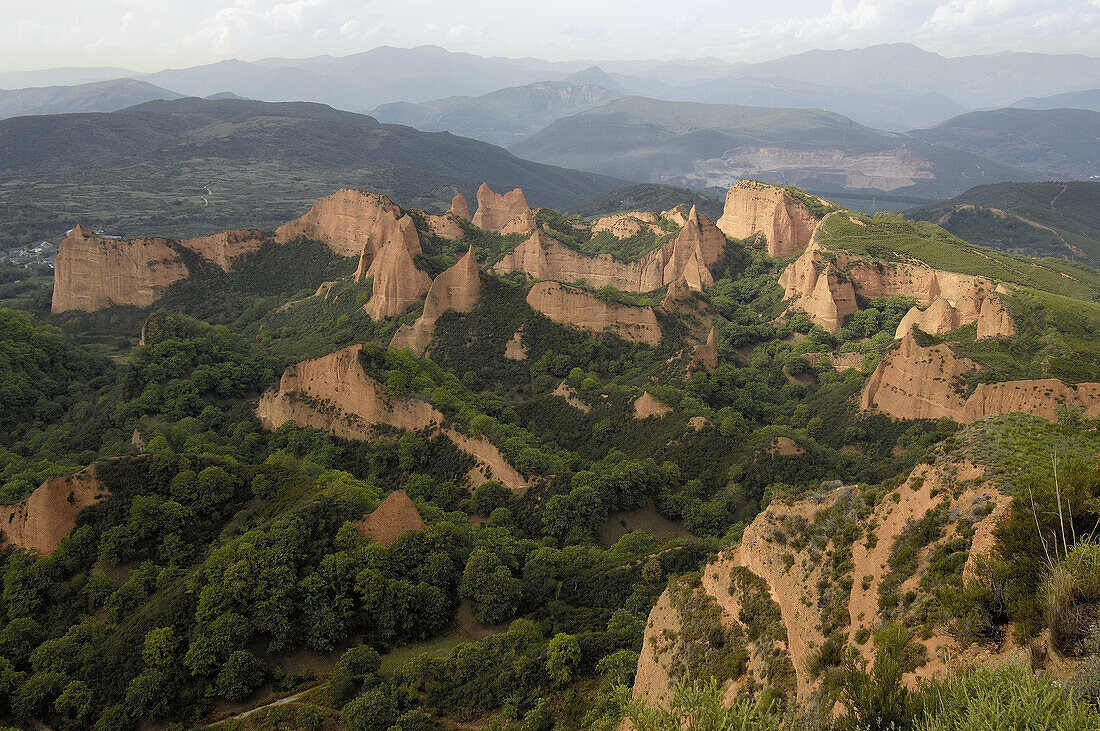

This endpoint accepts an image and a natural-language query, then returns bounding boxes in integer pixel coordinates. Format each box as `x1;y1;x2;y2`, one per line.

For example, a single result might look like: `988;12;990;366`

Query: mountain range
5;43;1100;129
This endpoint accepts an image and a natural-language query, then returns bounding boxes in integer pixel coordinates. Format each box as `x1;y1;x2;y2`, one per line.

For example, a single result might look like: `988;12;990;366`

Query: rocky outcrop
661;205;690;227
493;207;726;293
354;490;426;545
52;226;190;313
526;281;661;345
633;391;672;419
0;467;106;554
591;211;662;239
781;243;1015;336
860;334;1100;422
256;345;443;438
472;183;535;235
449;193;470;220
180;229;268;271
420;212;465;240
275;188;406;258
443;429;527;491
632;458;1009;706
504;329;528;360
391;246;481;354
492;230;642;289
717;180;820;258
777;245;857;334
691;328;718;371
357;215;432;320
552;381;591;413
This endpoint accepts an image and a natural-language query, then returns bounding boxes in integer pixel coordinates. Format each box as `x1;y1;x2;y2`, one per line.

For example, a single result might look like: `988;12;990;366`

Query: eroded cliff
0;467;106;554
472;183;535;235
526;281;661;345
716;180;821;258
391;246;481;355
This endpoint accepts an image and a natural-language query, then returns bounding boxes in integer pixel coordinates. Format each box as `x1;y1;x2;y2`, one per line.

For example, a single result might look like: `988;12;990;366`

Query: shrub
1042;541;1100;654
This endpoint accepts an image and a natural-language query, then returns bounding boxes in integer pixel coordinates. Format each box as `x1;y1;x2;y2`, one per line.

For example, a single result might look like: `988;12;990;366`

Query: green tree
461;549;521;624
142;627;179;669
54;680;94;727
215;650;265;700
330;645;381;706
545;632;581;686
340;687;396;731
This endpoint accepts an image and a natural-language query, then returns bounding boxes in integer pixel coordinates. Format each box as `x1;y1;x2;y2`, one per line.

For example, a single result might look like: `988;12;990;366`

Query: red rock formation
275;188;406;258
504;329;528;360
591;211;662;238
0;467;106;554
661;205;690;227
391;245;481;354
357;215;432;320
52;226;190;313
633;391;673;418
179;229;268;271
354;490;426;545
256;344;444;438
781;243;1015;337
493;208;727;293
443;428;527;490
526;281;661;345
449;193;470;220
860;334;1100;422
777;245;858;334
471;183;535;234
717;180;820;257
420;212;465;240
691;328;718;370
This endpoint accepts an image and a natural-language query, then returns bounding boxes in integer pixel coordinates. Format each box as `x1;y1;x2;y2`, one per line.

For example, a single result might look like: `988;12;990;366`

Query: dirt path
230;686;316;721
1050;183;1068;211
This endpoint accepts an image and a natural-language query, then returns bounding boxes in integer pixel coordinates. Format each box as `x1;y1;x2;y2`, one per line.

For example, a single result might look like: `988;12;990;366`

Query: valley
1;170;1099;728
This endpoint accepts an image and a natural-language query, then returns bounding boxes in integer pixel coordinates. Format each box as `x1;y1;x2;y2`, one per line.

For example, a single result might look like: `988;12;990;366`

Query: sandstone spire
472;183;536;234
691;327;718;370
449;193;470;220
359;215;432;320
391;245;482;354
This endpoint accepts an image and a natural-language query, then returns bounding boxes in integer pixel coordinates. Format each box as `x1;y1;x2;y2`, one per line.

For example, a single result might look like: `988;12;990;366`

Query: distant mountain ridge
371;81;620;147
0;78;182;120
0;97;623;246
6;44;1100;130
508;96;1034;201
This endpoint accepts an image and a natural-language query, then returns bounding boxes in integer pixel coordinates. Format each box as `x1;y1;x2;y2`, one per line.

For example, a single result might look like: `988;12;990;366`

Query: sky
2;0;1099;72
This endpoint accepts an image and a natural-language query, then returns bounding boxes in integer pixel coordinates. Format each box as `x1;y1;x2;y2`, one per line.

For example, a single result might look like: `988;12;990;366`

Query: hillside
0;97;623;247
509;96;1031;201
907;181;1100;262
0;177;1099;728
910;107;1100;180
371;81;620;147
1011;88;1100;113
0;78;182;119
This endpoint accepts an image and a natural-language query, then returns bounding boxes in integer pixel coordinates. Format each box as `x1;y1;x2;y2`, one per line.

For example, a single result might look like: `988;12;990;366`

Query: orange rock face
471;183;535;234
275;188;406;258
781;243;1015;337
256;344;444;437
357;215;432;320
354;490;427;545
860;334;1100;422
691;327;718;371
420;212;465;240
493;207;727;293
526;281;661;345
0;467;106;554
391;245;481;355
179;228;269;271
633;391;672;418
52;225;190;313
717;180;820;257
591;211;662;238
449;193;470;220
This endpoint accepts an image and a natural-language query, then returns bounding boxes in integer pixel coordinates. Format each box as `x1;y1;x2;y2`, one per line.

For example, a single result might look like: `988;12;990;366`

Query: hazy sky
2;0;1099;72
